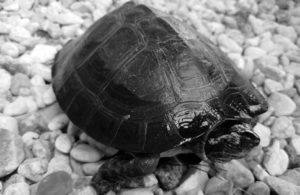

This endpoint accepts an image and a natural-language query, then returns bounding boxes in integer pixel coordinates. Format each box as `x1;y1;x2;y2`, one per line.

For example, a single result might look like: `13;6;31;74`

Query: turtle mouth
202;120;260;162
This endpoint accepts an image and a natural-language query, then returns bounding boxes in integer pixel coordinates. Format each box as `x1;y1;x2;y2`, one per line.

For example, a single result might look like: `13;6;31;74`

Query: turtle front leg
91;153;160;194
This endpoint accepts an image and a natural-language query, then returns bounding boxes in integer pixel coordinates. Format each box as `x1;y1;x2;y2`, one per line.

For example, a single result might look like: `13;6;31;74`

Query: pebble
246;146;264;164
30;64;52;82
31;139;52;160
61;24;79;38
70;157;85;176
0;21;11;34
3;97;29;116
175;164;209;195
264;176;300;195
70;144;103;163
3;182;30;195
49;12;84;25
118;188;154;195
253;123;271;147
17;158;48;182
246;181;270;195
285;62;300;77
0;114;19;134
0;69;12;93
273;34;298;51
10;73;31;96
244;46;267;59
263;79;284;95
293;118;300;135
204;176;234;195
30;44;57;64
9;26;31;43
48;113;69;131
284;144;300;168
46;154;72;174
43;85;56;105
0;129;25;177
36;171;73;195
290;135;300;155
82;162;105;176
55;134;73;153
22;131;39;147
276;25;298;42
247;161;270;181
271;116;295;139
219;160;254;188
279;168;300;186
85;135;119;156
70;185;97;195
268;92;296;116
248;15;266;35
217;34;242;53
0;42;20;58
263;140;289;176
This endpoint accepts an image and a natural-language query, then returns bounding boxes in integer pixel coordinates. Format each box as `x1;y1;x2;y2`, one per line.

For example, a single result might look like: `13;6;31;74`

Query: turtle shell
52;2;267;154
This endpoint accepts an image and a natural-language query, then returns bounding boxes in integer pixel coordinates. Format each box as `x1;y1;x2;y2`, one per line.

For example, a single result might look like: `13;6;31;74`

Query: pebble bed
0;0;300;194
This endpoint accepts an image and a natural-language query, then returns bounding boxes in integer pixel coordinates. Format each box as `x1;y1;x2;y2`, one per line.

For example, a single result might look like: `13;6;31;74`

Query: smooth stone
285;62;300;77
279;168;300;186
290;135;300;155
82;162;105;176
48;113;69;131
263;79;284;95
36;171;73;195
264;176;300;195
268;92;296;116
276;25;297;42
3;182;30;195
219;160;254;188
246;146;264;164
9;26;31;43
31;139;52;160
85;135;119;156
247;161;270;181
0;129;25;177
263;140;289;176
32;85;48;108
71;144;103;163
10;73;31;96
273;34;298;51
42;85;56;105
271;116;295;139
204;176;234;195
286;50;300;64
0;114;19;134
248;15;266;35
70;157;84;176
30;44;57;64
30;63;52;81
3;97;29;116
0;42;20;58
258;64;285;81
46;154;72;175
61;24;79;38
70;1;94;13
55;134;73;153
0;69;12;93
253;123;271;147
217;34;242;53
22;131;39;147
3;174;26;189
244;46;266;59
284;144;300;168
118;188;154;195
0;21;11;34
30;75;46;86
70;186;97;195
50;12;83;25
246;181;270;195
17;158;48;182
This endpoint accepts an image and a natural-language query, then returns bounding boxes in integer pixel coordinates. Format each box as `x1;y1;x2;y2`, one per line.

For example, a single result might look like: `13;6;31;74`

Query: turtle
52;1;268;194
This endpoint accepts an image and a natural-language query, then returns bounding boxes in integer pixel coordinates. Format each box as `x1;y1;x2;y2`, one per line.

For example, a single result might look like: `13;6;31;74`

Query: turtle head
202;119;260;162
222;75;268;120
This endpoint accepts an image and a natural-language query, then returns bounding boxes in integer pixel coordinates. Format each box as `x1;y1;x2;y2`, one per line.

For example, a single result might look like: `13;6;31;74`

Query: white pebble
3;182;30;195
3;97;29;116
244;46;266;59
0;42;19;58
271;116;295;139
253;123;271;147
119;188;153;195
0;69;12;94
9;26;31;43
263;79;284;95
290;135;300;155
263;140;289;176
82;162;105;176
48;113;69;131
55;134;73;153
30;44;57;64
17;158;48;182
276;25;297;42
43;85;56;105
217;34;242;53
0;114;19;134
268;92;296;116
30;75;46;86
70;144;103;163
30;63;52;81
22;132;39;147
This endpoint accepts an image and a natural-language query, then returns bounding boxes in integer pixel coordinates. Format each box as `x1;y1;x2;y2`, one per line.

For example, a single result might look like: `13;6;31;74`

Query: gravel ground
0;0;300;195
